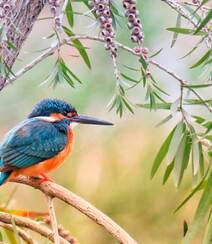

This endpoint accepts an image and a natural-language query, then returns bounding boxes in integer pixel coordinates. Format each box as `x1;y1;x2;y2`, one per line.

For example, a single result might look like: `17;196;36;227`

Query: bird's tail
0;159;11;186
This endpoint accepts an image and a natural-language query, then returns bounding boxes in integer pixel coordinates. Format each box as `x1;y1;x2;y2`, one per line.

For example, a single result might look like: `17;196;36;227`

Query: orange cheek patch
50;113;66;120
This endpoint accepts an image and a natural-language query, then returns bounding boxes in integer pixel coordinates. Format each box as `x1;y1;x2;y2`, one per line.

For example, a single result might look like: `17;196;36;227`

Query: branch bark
46;195;60;244
0;0;47;90
12;176;137;244
0;222;38;244
0;211;70;244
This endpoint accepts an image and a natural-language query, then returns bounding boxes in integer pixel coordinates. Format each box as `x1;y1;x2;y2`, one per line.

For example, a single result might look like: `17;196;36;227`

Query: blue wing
0;118;68;170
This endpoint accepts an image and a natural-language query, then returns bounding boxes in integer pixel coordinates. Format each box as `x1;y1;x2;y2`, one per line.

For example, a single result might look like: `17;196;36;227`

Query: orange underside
7;127;73;182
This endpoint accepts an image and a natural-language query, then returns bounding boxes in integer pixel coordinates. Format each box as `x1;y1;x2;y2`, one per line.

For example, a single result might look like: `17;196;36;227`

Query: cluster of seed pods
122;0;149;58
89;0;117;58
48;0;62;30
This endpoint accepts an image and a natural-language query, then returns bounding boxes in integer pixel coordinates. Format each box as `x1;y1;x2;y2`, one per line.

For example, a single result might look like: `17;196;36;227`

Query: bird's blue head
28;98;113;126
28;99;77;119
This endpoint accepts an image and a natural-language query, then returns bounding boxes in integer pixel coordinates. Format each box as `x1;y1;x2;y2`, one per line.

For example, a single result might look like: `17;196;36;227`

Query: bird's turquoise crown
28;99;77;118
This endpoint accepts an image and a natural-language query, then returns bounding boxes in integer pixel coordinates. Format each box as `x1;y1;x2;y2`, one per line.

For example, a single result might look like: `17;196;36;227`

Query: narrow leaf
190;50;211;68
174;169;208;213
166;121;184;165
66;0;74;27
192;135;200;176
183;171;212;243
171;14;181;48
63;26;91;69
195;9;212;34
203;212;212;244
167;27;206;36
163;160;174;184
151;127;176;178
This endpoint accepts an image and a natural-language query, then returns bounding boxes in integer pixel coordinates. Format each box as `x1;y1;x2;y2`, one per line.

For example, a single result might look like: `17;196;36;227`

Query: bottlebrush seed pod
122;0;144;45
92;0;118;58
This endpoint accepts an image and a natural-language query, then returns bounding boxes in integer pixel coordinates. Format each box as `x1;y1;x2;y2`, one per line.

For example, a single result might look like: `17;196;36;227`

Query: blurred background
0;1;210;243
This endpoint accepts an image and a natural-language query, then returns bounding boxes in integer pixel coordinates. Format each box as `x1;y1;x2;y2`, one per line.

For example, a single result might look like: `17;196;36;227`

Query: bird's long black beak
71;114;113;126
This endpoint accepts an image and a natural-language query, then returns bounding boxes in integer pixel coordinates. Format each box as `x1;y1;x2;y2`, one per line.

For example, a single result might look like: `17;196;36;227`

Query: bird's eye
67;111;77;117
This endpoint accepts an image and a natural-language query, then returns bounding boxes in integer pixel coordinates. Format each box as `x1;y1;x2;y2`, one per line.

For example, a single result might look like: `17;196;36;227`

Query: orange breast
9;128;74;179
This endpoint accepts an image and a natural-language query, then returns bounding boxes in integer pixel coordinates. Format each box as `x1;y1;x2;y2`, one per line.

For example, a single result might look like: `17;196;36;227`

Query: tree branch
46;195;60;244
0;0;47;90
0;222;38;244
0;211;70;244
12;176;137;244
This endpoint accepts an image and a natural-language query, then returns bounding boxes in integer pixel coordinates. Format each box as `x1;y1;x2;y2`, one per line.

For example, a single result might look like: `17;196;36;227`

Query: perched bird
0;99;113;185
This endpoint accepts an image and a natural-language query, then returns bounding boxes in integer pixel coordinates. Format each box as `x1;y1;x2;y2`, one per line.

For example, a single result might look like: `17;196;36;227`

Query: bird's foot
39;173;54;184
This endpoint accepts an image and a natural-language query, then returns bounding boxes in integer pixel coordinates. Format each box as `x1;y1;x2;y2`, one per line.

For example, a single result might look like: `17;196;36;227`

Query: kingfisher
0;98;113;185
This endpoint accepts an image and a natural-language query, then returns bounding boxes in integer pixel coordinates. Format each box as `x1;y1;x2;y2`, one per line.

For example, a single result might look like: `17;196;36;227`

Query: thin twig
3;34;211;113
0;212;69;244
46;196;60;244
161;0;198;27
12;176;137;244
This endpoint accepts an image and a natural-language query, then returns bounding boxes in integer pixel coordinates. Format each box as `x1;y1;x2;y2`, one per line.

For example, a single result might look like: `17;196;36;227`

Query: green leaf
183;171;212;244
139;56;148;70
122;97;134;114
195;9;212;34
59;58;82;84
66;0;74;27
0;230;3;241
167;27;206;36
149;48;163;58
203;212;212;244
174;130;192;187
121;73;139;83
171;14;181;48
137;103;171;110
185;99;212;106
190;50;211;68
183;83;212;88
181;3;201;22
151;126;176;178
163;160;174;184
166;121;185;165
192;135;200;176
63;26;91;69
199;143;205;177
174;169;208;213
156;114;173;127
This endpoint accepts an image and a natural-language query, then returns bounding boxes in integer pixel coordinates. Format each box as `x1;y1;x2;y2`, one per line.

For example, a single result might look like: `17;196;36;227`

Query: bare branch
46;196;60;244
12;176;137;244
0;212;69;244
0;222;38;244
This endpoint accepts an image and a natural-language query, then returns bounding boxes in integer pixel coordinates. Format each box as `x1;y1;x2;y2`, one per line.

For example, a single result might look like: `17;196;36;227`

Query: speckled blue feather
0;117;69;170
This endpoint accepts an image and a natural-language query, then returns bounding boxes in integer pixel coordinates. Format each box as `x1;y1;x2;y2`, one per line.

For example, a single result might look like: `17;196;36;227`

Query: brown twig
46;196;60;244
0;222;38;244
12;176;137;244
4;34;211;113
0;212;69;244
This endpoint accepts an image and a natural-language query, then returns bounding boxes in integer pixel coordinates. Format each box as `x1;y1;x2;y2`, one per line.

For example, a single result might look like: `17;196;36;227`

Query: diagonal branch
0;212;70;244
0;222;38;244
12;176;137;244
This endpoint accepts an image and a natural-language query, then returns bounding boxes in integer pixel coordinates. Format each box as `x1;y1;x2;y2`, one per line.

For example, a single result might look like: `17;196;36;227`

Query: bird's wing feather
0;118;67;170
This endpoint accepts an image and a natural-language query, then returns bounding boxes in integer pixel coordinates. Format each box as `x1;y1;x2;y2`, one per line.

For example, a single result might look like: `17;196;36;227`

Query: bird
0;98;113;185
